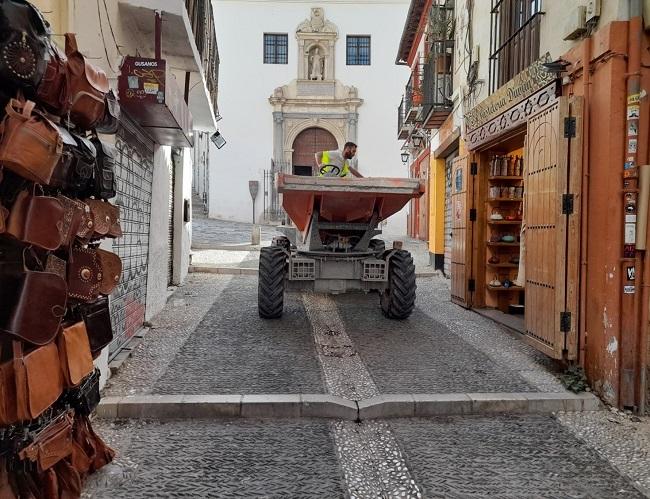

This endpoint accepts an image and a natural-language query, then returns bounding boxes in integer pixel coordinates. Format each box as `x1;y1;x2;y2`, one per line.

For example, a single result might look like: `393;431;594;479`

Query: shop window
347;36;371;65
264;33;288;64
489;0;543;93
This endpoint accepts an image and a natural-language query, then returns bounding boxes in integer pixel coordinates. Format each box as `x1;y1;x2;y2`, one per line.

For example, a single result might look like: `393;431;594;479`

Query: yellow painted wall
428;156;446;255
31;0;71;38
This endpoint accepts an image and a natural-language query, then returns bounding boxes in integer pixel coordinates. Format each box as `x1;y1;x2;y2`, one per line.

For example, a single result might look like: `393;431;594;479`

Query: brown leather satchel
6;190;65;250
57;322;93;387
58;196;94;243
75;415;115;473
85;199;122;239
53;459;81;498
13;341;64;422
67;247;102;302
96;249;122;295
107;202;123;238
37;42;69;115
75;297;113;357
65;33;109;130
0;261;67;346
0;346;18;426
0;99;63;184
18;411;74;473
0;205;8;234
45;254;67;281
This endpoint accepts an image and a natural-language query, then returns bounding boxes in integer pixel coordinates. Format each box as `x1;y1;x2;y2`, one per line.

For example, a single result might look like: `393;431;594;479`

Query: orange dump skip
278;174;425;232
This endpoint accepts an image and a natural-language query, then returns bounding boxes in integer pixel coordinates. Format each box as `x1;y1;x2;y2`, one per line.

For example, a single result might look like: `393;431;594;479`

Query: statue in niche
309;48;325;80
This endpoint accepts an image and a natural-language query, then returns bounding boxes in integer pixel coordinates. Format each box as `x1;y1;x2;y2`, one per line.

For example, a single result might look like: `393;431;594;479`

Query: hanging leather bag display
57;322;93;388
67;246;102;302
6;189;65;250
89;138;116;200
17;410;73;473
36;41;68;114
0;99;63;184
64;33;109;130
75;296;113;356
0;0;50;92
95;89;120;135
13;340;64;422
96;248;121;295
0;255;67;346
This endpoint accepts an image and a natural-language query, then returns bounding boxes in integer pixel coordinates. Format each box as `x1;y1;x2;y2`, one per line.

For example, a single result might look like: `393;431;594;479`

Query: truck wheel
369;239;385;255
381;250;416;319
258;246;286;318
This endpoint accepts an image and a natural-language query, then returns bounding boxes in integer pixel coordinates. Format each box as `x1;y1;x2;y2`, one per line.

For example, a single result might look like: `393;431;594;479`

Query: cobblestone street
89;269;650;498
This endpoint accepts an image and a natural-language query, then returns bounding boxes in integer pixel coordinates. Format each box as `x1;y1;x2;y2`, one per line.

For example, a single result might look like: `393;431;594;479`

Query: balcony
421;40;453;129
118;0;220;130
397;98;409;140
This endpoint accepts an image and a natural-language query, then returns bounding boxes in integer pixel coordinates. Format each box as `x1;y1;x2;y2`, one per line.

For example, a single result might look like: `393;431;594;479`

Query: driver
315;142;363;178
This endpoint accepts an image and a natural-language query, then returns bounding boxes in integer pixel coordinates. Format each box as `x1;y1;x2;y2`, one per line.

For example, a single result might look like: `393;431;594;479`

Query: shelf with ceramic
487;241;520;247
486;285;525;292
488;220;522;225
488;176;523;181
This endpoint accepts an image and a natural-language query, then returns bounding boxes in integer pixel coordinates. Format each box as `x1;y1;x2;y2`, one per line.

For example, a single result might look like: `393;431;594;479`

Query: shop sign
465;83;558;150
464;53;555;132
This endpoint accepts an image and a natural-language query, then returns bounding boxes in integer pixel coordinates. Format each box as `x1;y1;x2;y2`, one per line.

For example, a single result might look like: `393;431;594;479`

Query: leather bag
107;202;122;238
0;99;63;184
44;254;66;281
95;89;120;134
64;33;109;130
76;297;113;356
0;259;67;346
53;459;81;498
75;416;114;473
0;0;50;92
0;347;18;426
85;199;121;238
6;189;65;250
67;246;102;302
57;195;94;245
36;41;68;114
90;138;116;199
57;322;93;387
96;249;121;295
65;368;99;417
13;341;64;422
0;205;8;234
18;411;73;473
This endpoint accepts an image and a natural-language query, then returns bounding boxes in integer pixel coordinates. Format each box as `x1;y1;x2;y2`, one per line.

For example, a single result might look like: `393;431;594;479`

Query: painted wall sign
627;266;636;281
465;83;558;150
464;53;554;132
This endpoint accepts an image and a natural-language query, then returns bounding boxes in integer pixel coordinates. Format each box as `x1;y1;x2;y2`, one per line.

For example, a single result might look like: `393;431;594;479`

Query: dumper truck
258;174;424;320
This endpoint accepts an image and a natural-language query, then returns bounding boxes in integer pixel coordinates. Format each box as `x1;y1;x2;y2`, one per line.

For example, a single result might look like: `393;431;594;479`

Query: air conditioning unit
563;5;587;40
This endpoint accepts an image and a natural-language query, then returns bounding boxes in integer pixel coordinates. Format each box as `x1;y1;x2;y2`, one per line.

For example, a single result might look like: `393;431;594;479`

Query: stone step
96;392;601;420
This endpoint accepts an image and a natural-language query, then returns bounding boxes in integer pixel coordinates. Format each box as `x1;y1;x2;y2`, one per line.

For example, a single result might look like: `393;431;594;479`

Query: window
347;36;371;65
264;34;288;64
489;0;543;93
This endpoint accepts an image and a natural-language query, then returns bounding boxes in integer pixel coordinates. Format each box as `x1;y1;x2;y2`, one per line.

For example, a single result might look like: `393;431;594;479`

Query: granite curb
189;265;438;278
96;392;601;420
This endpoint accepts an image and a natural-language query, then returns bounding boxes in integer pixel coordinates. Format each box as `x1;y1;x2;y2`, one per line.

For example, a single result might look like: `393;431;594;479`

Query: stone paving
90;271;650;498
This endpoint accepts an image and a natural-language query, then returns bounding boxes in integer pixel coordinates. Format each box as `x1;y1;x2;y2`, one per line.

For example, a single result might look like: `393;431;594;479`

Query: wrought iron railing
421;40;453;119
185;0;220;116
397;97;405;137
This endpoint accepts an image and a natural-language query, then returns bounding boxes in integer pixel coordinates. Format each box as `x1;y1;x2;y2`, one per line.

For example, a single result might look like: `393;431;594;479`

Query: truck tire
381;250;416;319
369;239;385;255
258;246;286;319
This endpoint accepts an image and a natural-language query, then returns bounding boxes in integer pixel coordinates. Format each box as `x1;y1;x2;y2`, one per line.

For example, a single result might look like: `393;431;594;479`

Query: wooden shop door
450;154;473;307
524;97;582;360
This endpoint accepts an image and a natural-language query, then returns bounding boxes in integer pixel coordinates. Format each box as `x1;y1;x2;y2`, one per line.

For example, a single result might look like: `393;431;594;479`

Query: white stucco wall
211;0;411;234
173;149;193;285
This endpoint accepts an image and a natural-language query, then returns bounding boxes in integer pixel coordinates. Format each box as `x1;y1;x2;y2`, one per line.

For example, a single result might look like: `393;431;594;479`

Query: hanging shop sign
465;83;558;150
118;56;193;148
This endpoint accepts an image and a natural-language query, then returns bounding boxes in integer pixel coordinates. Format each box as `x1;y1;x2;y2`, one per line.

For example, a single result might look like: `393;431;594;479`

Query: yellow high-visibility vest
320;150;350;177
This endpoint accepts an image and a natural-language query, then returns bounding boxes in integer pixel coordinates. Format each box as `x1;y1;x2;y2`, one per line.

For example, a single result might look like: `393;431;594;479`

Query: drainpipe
579;35;591;368
155;10;162;60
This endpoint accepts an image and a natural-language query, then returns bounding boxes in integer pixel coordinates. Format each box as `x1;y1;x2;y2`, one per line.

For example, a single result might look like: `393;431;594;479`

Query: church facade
210;0;411;234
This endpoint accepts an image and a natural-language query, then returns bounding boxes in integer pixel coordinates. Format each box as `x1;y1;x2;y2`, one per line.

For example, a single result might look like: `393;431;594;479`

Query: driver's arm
314;151;323;166
348;165;363;178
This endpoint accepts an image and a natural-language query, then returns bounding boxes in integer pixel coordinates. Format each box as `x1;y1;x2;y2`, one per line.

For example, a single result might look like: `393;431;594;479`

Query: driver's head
343;142;357;160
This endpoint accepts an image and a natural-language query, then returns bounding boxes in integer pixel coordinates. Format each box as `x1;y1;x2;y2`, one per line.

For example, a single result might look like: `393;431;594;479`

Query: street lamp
411;132;425;149
401;151;409;164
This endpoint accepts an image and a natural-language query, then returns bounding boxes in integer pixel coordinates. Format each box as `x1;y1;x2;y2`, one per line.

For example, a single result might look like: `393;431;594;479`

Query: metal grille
346;36;371;65
263;160;287;223
362;260;387;281
168;152;175;285
108;114;154;361
291;259;316;280
264;34;288;64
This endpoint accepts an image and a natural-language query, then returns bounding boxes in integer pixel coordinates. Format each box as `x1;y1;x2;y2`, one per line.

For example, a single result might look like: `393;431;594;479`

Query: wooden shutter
523;96;582;359
451;155;473;307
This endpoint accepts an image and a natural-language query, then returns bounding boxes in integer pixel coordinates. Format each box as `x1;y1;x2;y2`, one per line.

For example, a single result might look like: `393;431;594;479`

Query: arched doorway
291;127;338;176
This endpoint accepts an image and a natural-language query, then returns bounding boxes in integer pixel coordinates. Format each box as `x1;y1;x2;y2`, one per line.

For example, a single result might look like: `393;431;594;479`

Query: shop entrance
465;96;582;360
450;155;473;307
